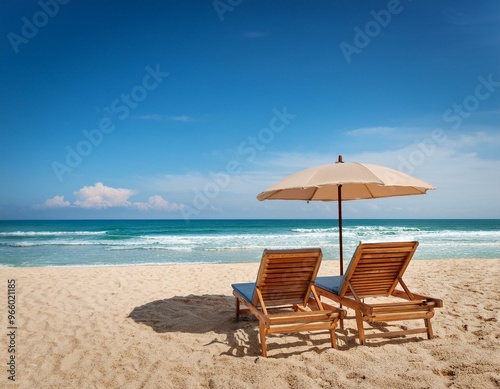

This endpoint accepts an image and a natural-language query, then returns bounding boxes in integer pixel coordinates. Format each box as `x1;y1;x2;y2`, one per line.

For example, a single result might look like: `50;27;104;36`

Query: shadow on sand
127;294;377;358
128;294;262;357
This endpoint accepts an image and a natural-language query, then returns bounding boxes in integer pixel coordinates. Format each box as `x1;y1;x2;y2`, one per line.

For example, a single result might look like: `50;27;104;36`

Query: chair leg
259;323;268;357
425;318;434;339
355;311;366;345
235;298;240;321
339;303;344;330
329;328;337;349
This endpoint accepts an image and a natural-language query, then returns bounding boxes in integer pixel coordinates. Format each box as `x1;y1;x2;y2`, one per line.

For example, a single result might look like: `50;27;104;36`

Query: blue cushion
232;282;256;303
315;276;343;294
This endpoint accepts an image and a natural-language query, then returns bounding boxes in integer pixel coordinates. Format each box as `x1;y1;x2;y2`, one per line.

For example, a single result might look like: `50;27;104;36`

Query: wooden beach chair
232;248;345;357
315;241;443;345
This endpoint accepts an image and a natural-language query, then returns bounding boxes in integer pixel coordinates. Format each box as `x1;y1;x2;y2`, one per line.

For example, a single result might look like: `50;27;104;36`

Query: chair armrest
392;289;443;308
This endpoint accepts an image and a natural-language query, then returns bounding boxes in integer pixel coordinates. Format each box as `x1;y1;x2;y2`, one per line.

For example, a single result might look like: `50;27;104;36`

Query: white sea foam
0;231;107;237
1;220;499;266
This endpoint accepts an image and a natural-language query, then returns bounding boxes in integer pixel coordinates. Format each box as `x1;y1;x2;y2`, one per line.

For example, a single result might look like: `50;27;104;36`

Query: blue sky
1;0;499;220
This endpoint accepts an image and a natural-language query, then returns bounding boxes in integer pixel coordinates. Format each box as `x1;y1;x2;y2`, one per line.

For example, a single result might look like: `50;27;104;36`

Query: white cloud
136;114;195;122
448;131;499;150
170;115;193;122
39;182;184;213
73;182;134;209
41;195;70;208
133;195;184;211
141;129;500;218
137;114;161;120
345;127;395;137
35;127;500;219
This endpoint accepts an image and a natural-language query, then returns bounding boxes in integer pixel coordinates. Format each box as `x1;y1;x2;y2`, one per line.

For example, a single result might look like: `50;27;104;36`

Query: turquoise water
0;219;499;267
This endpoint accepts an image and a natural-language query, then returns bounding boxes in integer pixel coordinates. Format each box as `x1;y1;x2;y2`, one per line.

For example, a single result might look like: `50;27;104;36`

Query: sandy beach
2;258;499;388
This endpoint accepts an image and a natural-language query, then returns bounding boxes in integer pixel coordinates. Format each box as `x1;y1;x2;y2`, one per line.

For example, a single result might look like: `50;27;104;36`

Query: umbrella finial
336;155;344;163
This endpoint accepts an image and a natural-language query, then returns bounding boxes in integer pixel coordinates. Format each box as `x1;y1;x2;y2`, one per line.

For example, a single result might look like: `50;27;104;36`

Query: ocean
0;219;499;267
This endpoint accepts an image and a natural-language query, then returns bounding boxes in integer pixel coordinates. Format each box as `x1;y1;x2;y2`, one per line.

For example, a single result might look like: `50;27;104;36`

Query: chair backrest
339;241;419;298
253;248;323;307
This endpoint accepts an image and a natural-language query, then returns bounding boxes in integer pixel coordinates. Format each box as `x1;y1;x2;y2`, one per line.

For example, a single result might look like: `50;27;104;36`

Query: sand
1;259;499;389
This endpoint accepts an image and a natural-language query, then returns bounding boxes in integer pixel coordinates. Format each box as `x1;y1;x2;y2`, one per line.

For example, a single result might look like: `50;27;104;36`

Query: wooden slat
363;328;428;339
365;311;434;322
268;311;339;324
314;241;443;345
234;247;346;356
266;322;336;334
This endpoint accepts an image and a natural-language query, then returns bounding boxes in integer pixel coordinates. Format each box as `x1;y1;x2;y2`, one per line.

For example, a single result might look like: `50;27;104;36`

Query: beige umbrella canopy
257;155;436;274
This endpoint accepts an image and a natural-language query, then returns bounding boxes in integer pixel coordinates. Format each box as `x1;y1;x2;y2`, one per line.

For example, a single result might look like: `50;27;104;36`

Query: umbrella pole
338;184;343;275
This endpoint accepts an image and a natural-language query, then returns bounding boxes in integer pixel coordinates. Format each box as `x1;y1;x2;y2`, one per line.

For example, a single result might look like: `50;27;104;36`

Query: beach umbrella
257;155;436;275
